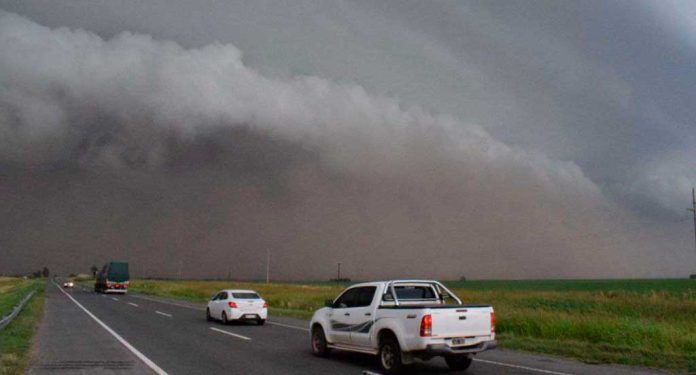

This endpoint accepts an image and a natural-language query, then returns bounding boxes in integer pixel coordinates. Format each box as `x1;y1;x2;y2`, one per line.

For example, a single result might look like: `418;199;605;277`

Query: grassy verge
0;278;45;375
128;278;696;372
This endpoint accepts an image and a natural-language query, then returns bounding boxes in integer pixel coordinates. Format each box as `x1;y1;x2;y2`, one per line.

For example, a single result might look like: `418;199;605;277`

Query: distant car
62;281;74;288
206;289;268;325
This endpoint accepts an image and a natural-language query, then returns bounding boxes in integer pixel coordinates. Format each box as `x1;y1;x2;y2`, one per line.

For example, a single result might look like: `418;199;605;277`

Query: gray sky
0;1;694;279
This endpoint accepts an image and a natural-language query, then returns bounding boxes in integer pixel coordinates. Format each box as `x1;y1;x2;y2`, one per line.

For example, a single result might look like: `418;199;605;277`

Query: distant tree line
28;266;50;278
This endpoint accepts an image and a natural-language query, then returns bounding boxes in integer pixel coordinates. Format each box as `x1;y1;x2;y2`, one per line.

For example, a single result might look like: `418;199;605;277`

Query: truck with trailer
94;261;129;294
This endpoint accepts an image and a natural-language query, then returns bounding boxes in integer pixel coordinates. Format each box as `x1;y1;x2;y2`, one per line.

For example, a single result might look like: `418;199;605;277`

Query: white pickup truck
309;280;495;374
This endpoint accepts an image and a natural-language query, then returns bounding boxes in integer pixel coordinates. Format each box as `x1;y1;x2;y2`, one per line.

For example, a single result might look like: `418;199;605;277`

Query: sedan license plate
452;337;478;347
243;314;257;319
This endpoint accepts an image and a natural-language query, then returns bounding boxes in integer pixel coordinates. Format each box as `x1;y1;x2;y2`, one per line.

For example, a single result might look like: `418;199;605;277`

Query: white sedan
206;289;268;325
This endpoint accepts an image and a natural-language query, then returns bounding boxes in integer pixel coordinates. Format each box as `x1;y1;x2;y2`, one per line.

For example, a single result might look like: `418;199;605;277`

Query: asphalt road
29;281;665;375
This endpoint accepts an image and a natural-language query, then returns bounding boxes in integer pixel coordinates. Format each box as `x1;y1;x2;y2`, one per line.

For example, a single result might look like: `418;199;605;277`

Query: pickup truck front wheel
445;355;473;371
379;337;403;374
311;326;330;357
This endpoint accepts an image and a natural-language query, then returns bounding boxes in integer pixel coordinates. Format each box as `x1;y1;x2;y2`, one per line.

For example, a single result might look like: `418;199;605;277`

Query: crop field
0;278;45;375
450;279;696;373
128;278;696;372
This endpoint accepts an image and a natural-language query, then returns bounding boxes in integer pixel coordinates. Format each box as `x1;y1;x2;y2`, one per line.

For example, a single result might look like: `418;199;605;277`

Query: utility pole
266;248;270;284
689;188;696;263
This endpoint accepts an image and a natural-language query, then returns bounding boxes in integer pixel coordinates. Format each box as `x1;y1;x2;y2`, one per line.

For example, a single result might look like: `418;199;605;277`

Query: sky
0;1;694;279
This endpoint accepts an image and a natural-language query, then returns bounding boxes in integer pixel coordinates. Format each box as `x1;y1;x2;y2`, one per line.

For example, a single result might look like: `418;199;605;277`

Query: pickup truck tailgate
431;307;492;338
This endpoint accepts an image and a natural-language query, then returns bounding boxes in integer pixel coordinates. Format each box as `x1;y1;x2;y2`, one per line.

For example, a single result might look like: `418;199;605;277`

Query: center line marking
267;321;309;332
129;295;205;311
155;311;172;318
112;297;119;301
209;327;251;341
473;358;573;375
128;302;139;307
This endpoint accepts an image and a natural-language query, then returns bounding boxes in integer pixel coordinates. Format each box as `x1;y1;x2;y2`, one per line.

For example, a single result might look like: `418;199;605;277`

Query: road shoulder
27;282;154;374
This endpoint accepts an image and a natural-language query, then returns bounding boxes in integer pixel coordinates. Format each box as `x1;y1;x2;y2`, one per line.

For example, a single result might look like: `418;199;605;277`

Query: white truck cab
309;280;495;374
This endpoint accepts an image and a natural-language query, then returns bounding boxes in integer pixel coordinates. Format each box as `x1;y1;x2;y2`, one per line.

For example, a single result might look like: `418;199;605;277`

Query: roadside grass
128;278;696;372
0;279;45;375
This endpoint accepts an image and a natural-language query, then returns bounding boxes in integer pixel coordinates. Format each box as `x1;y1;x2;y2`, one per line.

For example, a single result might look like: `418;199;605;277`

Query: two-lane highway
29;281;664;375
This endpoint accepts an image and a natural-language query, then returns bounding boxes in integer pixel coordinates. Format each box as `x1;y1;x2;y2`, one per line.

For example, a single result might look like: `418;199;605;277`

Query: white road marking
267;321;309;332
128;302;139;307
474;358;574;375
129;294;205;311
209;327;252;341
52;282;169;375
112;297;119;301
155;311;172;318
131;294;309;333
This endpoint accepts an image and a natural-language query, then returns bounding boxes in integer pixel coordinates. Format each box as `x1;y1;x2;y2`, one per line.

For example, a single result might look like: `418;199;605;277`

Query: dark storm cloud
2;0;693;215
0;2;693;278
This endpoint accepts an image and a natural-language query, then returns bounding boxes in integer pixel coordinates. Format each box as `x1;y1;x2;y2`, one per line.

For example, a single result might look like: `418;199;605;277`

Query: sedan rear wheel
206;308;213;322
221;311;229;325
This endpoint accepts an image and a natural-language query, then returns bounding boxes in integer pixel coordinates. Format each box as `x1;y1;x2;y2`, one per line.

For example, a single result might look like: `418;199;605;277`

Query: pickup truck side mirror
324;299;334;307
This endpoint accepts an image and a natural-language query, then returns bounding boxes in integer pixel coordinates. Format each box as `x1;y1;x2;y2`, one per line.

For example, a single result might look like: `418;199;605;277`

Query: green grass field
127;278;696;372
0;278;45;375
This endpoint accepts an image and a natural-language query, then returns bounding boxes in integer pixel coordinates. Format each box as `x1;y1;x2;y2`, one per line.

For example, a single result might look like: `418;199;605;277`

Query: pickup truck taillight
263;302;269;308
491;311;496;333
228;301;238;308
420;314;432;337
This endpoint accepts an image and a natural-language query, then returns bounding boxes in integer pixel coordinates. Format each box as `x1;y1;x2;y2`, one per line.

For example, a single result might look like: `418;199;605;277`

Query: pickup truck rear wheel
311;326;330;357
379;337;403;374
445;355;473;371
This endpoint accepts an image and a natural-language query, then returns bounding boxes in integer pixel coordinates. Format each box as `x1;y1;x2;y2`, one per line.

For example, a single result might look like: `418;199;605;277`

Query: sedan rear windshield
232;293;261;299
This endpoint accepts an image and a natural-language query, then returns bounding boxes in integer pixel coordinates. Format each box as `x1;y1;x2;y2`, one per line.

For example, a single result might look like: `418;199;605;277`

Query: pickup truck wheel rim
381;344;395;369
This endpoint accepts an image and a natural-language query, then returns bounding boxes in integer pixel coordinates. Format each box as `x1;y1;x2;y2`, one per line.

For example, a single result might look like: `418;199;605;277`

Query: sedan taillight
263;302;269;308
228;301;238;308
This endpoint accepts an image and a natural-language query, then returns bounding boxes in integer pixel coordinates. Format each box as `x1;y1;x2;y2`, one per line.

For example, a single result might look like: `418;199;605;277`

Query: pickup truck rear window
394;286;436;300
232;293;260;299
